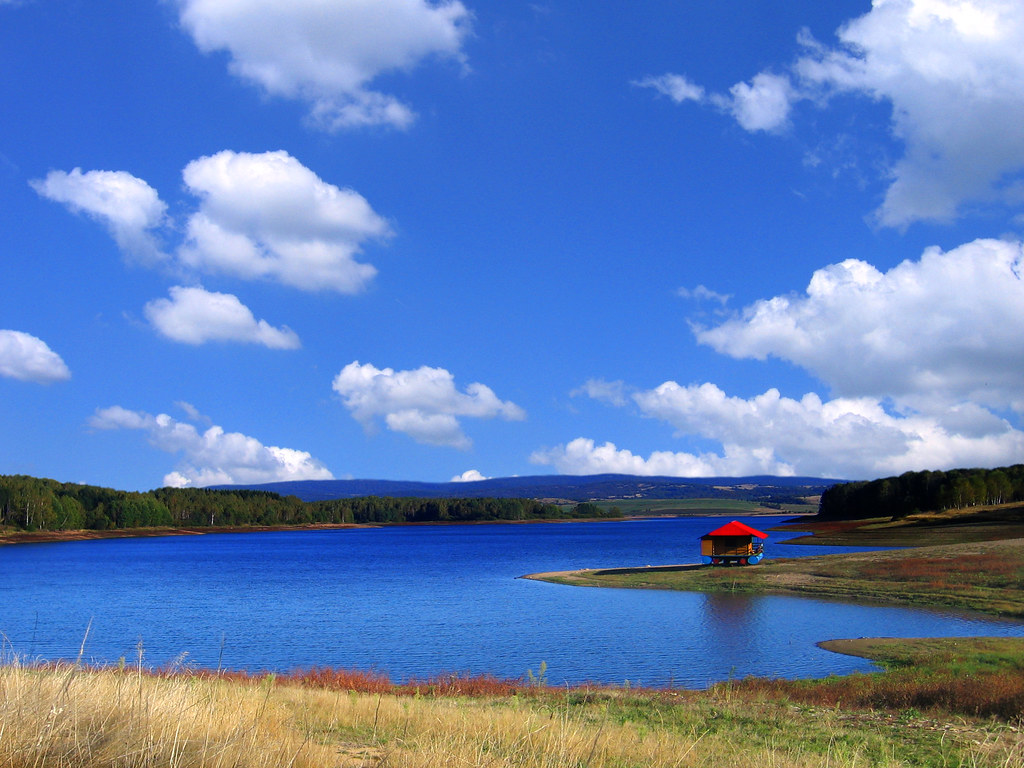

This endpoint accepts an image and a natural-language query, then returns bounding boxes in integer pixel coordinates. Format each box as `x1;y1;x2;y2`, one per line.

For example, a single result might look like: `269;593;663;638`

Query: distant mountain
212;473;841;503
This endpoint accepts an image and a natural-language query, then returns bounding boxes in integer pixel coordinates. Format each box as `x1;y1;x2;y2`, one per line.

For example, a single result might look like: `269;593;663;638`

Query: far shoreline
0;522;367;547
0;509;811;547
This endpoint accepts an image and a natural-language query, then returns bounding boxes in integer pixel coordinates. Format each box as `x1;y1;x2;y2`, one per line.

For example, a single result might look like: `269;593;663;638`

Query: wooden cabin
700;520;767;566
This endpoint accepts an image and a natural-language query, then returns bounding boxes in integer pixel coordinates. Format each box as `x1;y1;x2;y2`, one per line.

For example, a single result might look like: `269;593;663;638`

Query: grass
2;643;1023;768
777;502;1024;547
729;637;1024;720
525;538;1024;617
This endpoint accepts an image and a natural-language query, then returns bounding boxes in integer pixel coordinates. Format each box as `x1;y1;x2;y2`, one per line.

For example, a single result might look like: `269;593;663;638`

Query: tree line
0;475;622;532
818;464;1024;520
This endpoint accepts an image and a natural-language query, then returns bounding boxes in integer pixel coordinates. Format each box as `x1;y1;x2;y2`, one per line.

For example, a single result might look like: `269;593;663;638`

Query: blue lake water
1;515;1021;688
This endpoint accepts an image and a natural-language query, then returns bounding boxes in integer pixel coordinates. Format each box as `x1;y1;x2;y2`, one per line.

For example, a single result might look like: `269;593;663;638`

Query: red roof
700;520;768;539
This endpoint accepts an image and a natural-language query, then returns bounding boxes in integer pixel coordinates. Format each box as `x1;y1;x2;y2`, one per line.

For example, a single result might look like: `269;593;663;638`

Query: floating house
700;520;767;566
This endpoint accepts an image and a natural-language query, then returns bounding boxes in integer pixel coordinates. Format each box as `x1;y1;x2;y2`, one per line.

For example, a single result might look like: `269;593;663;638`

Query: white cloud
531;437;794;478
451;469;488;482
89;406;334;487
696;237;1024;412
38;152;390;294
556;235;1024;479
175;400;210;425
714;72;794;133
677;284;731;306
144;285;300;349
0;330;70;383
793;0;1024;226
176;0;471;130
179;150;389;292
638;70;793;133
560;382;1024;479
641;0;1024;225
332;361;525;448
633;73;705;103
570;379;629;407
30;168;167;264
387;410;470;449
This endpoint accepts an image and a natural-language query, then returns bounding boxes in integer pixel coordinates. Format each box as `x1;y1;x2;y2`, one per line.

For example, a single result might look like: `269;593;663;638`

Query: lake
1;515;1021;687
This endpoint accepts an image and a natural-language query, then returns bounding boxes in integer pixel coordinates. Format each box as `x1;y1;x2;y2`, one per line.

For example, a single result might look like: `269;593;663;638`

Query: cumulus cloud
176;0;471;130
557;382;1024;479
36;151;390;293
557;235;1024;479
637;70;793;133
30;168;167;264
640;0;1024;225
89;405;334;487
712;72;795;133
451;469;488;482
531;437;795;478
632;382;1017;478
144;285;300;348
796;0;1024;225
696;238;1024;412
0;330;70;383
332;361;525;449
179;150;389;292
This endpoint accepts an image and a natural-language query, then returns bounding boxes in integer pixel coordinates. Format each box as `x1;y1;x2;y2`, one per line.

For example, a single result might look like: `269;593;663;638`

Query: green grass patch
527;538;1024;618
734;637;1024;722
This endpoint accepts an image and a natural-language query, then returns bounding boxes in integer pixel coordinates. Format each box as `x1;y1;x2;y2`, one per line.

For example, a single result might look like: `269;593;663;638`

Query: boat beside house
700;520;767;566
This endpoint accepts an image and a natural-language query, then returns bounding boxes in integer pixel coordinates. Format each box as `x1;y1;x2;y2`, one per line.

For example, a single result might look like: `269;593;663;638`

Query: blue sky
3;0;1024;491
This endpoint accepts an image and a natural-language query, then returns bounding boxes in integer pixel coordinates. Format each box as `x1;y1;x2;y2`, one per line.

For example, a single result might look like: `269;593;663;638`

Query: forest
0;475;621;532
817;464;1024;520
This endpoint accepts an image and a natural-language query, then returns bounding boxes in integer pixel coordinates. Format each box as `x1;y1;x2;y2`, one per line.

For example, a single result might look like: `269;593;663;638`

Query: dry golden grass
2;660;1021;768
0;661;334;768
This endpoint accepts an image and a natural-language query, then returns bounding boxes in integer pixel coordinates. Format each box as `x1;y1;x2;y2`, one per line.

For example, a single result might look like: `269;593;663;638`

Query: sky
3;0;1024;492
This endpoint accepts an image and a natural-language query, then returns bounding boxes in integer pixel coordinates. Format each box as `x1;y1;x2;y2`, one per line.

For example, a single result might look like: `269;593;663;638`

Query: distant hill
211;473;841;503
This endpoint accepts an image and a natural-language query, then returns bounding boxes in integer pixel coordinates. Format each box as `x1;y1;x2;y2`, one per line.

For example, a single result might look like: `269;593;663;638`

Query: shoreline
520;538;1024;619
0;522;367;546
0;510;811;547
0;517;629;546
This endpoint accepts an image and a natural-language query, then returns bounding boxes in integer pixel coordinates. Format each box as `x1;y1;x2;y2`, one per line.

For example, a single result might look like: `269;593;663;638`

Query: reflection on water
703;592;760;659
0;516;1020;687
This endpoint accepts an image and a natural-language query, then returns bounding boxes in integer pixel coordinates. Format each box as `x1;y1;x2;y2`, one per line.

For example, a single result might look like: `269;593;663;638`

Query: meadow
2;636;1023;768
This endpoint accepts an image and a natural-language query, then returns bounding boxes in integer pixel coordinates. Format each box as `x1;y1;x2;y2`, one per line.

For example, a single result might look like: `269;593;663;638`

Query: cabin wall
707;536;753;556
